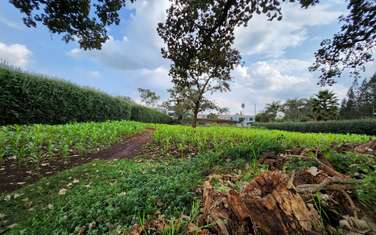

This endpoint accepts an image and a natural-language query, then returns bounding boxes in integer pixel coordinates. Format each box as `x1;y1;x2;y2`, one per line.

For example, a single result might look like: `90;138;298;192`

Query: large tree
157;0;244;127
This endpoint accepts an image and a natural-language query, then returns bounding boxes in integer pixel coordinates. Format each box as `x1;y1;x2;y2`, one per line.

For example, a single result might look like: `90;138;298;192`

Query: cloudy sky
0;0;375;115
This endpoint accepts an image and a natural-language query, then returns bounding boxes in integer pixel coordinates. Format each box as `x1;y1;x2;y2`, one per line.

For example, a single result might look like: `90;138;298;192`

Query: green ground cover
0;122;375;234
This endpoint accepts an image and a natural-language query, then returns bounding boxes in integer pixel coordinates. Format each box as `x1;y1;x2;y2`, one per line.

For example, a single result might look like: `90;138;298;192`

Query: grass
0;152;248;234
1;122;375;234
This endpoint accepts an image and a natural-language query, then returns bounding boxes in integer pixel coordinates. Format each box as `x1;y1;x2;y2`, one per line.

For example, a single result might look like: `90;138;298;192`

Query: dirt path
0;129;154;192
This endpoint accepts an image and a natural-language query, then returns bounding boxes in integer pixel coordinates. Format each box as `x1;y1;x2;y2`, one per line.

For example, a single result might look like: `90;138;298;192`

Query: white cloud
63;0;350;114
211;59;347;114
234;3;342;57
0;42;31;67
69;0;169;70
141;66;172;90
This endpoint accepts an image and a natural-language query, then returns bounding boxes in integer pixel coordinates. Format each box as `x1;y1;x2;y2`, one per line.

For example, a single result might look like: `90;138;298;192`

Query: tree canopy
10;0;375;83
10;0;135;50
157;0;244;127
340;73;376;119
311;90;339;121
309;0;376;85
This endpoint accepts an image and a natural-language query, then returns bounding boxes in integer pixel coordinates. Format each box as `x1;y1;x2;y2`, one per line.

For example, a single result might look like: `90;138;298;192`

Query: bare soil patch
0;129;154;192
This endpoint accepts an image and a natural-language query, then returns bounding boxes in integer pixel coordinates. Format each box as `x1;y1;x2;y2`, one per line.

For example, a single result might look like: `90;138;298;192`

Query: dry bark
238;171;322;235
201;171;323;235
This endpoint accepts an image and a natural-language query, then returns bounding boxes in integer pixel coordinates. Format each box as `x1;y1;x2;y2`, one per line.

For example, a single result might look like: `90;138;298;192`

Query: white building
198;114;255;127
219;114;255;127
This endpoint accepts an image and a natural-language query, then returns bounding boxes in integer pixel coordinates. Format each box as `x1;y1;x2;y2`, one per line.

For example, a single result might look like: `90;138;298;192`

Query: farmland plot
0;122;375;234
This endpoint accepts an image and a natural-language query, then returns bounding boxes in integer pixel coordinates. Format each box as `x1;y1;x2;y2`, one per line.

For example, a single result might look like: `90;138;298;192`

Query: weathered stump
237;171;322;235
201;171;322;235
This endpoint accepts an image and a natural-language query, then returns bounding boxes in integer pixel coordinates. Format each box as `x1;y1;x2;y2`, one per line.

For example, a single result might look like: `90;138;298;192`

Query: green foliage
0;152;233;234
152;125;371;155
0;120;145;161
137;88;160;107
254;119;376;135
325;151;376;177
356;171;376;212
0;122;375;234
255;101;281;122
10;0;136;50
281;98;313;122
340;74;376;119
0;65;170;125
311;90;339;121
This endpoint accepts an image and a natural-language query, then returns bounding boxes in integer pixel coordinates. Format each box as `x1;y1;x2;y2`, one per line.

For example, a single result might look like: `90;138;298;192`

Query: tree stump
200;172;323;235
238;171;322;235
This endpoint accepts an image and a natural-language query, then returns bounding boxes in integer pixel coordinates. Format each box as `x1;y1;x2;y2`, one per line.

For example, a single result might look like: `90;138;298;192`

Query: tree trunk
192;110;198;128
192;103;199;128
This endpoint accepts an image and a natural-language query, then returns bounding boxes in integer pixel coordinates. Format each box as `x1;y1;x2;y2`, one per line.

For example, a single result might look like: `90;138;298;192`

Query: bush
254;119;376;135
0;65;170;125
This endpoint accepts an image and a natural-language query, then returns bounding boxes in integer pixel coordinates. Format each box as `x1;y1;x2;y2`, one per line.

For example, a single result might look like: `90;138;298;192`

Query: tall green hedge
0;66;171;125
254;119;376;135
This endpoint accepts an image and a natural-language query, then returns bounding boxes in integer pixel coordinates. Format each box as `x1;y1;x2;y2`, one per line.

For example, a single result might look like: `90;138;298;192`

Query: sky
0;0;375;115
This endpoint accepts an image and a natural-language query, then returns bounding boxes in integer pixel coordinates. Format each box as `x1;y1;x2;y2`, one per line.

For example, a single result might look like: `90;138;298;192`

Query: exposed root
295;177;356;194
286;154;348;179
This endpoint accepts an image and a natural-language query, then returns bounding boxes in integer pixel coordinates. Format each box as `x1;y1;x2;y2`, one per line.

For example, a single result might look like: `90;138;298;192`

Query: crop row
1;121;374;162
0;121;145;161
151;125;374;154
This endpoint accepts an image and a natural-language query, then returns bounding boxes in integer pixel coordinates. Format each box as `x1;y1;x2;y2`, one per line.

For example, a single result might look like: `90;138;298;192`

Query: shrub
0;65;170;125
254;119;376;135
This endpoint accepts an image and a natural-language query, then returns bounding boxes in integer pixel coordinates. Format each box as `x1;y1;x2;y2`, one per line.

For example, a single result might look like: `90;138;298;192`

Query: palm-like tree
311;90;339;121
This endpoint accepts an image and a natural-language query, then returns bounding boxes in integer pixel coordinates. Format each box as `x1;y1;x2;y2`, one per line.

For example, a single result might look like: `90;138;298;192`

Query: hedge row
0;66;171;125
254;119;376;135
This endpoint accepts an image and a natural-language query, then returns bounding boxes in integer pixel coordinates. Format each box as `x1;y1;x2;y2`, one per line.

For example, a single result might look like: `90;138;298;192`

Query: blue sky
0;0;375;115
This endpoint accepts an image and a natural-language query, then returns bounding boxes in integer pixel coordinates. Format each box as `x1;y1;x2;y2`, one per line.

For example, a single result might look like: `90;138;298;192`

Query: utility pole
254;104;257;116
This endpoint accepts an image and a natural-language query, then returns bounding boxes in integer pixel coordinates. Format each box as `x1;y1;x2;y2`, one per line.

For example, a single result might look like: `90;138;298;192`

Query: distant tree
10;0;136;49
311;90;339;121
218;107;230;115
340;73;376;119
256;101;281;122
137;88;160;107
207;113;218;119
357;74;376;117
340;85;359;119
368;74;376;116
281;98;312;121
161;88;191;121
